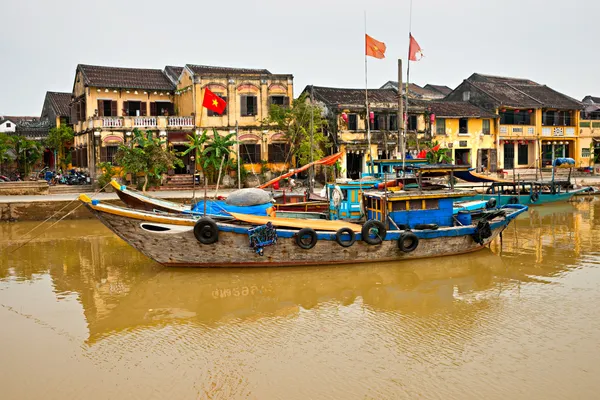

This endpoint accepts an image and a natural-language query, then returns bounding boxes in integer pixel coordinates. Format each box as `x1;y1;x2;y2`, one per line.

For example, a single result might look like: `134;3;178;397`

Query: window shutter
167;103;174;116
150;102;157;116
222;97;227;115
252;96;258;116
97;100;104;117
122;101;128;116
70;103;77;123
490;149;497;172
140;102;147;116
240;96;247;116
476;149;483;172
111;101;117;117
82;99;86;119
283;96;290;107
100;146;107;163
378;114;385;130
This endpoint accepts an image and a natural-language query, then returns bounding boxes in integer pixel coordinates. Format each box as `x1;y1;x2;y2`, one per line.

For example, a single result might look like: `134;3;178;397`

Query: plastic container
456;211;472;226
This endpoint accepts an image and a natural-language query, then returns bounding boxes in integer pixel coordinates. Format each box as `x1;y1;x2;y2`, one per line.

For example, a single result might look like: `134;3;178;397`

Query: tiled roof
45;92;71;116
426;101;497;118
583;95;600;104
187;64;271;76
1;116;39;123
466;73;581;109
424;84;452;96
307;86;398;106
380;81;444;99
78;64;175;91
164;66;184;84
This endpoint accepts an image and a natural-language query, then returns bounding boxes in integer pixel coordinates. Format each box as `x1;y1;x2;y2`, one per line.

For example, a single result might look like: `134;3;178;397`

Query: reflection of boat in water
83;250;510;342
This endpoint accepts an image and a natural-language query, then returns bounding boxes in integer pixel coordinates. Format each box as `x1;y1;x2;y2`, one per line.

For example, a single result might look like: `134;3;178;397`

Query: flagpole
405;0;413;159
364;11;374;175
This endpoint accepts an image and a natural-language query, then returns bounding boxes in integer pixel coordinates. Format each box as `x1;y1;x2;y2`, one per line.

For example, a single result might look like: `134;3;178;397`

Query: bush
97;162;117;190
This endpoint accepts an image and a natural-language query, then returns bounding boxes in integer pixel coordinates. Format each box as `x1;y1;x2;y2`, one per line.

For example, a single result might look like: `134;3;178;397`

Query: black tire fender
296;228;318;249
508;196;519;204
335;227;356;247
530;192;539;203
486;198;497;209
194;217;219;245
398;232;419;253
361;220;387;245
414;223;439;230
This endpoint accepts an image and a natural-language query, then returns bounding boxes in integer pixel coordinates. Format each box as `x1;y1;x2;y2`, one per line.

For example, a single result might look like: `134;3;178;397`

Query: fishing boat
473;158;591;205
79;180;527;267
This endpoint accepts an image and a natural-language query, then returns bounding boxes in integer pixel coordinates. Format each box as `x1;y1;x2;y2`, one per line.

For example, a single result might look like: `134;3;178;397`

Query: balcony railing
168;116;193;127
102;117;123;128
133;117;157;127
541;126;575;137
499;125;536;136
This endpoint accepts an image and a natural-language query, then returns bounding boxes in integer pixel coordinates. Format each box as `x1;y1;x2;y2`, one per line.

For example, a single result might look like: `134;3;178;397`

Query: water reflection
1;200;600;399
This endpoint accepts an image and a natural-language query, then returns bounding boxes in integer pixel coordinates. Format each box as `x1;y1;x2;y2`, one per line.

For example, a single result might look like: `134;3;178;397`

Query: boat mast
309;85;314;194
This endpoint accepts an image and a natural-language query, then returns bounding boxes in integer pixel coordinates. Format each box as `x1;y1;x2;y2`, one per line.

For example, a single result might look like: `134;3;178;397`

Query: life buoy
361;220;387;245
530;192;539;203
296;228;318;249
508;196;519;204
486;198;497;209
194;217;219;244
414;223;439;230
398;232;419;252
335;227;356;247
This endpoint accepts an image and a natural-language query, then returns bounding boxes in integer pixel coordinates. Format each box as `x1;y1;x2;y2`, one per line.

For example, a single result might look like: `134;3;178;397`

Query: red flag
202;88;227;115
409;34;423;61
432;144;440;152
366;34;386;59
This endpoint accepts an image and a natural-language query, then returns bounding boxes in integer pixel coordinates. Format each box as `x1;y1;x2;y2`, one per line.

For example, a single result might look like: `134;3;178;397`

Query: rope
7;180;113;253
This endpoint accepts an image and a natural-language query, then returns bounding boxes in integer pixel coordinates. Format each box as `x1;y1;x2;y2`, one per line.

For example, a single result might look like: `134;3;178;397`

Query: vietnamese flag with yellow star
202;88;227;115
365;34;386;59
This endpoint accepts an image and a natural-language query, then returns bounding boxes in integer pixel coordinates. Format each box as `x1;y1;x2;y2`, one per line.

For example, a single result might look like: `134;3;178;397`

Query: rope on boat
8;181;113;253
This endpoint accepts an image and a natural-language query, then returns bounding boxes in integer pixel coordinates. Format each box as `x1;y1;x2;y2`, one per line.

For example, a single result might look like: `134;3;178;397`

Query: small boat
453;168;512;183
477;181;590;206
79;183;527;267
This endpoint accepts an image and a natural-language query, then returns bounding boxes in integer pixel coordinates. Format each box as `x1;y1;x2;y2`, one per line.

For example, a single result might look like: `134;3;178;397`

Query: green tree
181;130;208;175
202;129;237;195
46;125;74;169
114;129;182;192
0;133;15;173
264;93;330;167
10;136;43;176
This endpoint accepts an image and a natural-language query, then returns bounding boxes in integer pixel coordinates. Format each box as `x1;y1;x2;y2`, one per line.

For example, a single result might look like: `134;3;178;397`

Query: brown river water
1;200;600;399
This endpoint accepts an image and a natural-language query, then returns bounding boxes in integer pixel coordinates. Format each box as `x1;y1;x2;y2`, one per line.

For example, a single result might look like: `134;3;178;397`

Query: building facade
445;73;583;170
579;96;600;168
174;64;294;174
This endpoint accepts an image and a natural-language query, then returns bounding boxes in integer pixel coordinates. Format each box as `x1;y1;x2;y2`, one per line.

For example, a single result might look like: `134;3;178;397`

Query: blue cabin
327;179;379;220
363;158;429;180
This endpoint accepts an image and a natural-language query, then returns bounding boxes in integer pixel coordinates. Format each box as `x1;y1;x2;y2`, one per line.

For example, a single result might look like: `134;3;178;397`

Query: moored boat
79;185;527;267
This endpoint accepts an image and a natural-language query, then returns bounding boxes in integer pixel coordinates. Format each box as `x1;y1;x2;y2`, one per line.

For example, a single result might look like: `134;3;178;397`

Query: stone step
49;184;94;194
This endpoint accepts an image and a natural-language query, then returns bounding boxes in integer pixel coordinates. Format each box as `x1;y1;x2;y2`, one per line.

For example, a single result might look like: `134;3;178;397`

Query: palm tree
202;129;237;196
181;130;208;199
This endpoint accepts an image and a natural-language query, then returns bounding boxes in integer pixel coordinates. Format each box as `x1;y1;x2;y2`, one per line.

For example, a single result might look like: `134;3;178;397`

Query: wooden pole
236;121;241;189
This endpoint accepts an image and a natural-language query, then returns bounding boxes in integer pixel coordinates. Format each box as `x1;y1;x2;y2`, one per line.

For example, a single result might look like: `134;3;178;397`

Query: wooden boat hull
80;196;527;268
112;181;190;213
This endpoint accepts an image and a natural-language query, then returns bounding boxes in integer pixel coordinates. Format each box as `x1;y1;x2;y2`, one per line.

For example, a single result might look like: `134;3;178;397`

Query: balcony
499;125;536;137
541;126;575;137
167;116;193;127
101;117;123;128
133;117;157;128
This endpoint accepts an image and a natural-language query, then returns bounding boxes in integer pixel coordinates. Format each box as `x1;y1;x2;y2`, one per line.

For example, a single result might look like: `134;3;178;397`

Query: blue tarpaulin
185;200;273;217
553;158;575;167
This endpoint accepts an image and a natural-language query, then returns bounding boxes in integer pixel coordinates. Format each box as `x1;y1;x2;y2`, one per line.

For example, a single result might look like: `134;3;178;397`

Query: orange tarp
258;152;344;189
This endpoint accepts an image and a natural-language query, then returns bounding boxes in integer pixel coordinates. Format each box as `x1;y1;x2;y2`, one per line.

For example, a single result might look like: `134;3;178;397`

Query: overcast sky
1;0;597;115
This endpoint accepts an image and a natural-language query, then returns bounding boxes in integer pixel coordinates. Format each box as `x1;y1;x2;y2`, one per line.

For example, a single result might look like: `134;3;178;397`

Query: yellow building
579;96;600;169
445;73;583;171
426;101;498;170
174;64;294;174
70;64;185;179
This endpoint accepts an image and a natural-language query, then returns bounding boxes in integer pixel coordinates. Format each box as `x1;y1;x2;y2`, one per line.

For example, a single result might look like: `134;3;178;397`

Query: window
518;144;528;165
208;95;227;116
97;100;117;117
500;110;531;125
389;115;398;131
269;96;289;107
123;101;144;117
241;95;258;116
150;102;174;116
373;113;387;130
408;115;418;131
100;145;119;164
459;118;468;134
5;122;11;128
436;118;446;135
348;114;358;131
582;148;591;158
462;91;471;101
482;119;490;135
268;143;290;163
240;143;261;163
